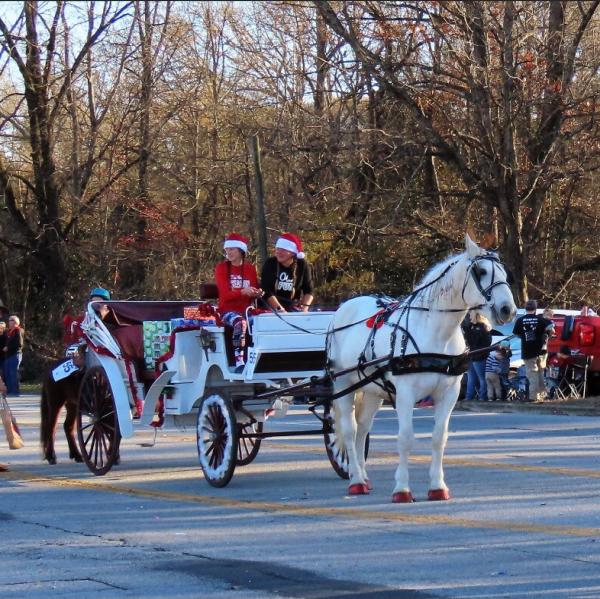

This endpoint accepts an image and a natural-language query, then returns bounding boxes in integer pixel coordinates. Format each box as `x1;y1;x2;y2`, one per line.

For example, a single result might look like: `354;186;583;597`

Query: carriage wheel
196;394;238;487
236;421;263;466
77;366;121;476
323;402;369;480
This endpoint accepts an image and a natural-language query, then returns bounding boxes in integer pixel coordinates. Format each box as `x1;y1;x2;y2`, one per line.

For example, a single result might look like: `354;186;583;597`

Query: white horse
327;235;517;502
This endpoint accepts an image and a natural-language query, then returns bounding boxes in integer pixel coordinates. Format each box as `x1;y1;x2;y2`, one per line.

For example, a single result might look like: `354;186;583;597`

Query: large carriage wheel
77;366;121;476
196;394;238;487
323;402;369;480
236;421;263;466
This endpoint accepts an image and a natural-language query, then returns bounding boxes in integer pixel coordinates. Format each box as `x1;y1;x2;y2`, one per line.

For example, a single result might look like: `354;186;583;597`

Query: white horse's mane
411;250;468;308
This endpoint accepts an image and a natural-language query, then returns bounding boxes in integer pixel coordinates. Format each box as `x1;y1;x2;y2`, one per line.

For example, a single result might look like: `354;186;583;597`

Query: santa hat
223;233;248;254
275;233;305;259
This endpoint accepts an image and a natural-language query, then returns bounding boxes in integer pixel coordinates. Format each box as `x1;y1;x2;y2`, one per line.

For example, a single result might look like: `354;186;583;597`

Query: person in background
463;312;492;401
63;287;112;345
3;315;24;396
0;372;9;471
485;340;511;401
512;299;554;402
545;344;572;400
260;233;314;313
541;308;555;366
0;320;7;378
215;233;262;370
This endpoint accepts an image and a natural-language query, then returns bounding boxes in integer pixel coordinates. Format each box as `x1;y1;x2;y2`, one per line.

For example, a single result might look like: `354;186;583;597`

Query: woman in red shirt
214;233;262;368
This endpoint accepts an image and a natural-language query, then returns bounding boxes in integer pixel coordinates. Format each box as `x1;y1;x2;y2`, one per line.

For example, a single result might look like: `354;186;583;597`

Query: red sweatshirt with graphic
214;260;259;314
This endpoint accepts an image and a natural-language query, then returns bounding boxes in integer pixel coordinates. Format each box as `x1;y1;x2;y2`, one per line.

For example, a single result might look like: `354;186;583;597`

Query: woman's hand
241;286;263;298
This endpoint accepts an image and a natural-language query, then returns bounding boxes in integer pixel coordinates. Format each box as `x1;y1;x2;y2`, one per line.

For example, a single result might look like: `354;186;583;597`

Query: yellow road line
273;442;600;479
2;469;599;539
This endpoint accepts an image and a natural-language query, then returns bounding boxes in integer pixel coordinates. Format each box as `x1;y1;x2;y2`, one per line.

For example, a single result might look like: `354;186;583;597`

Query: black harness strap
389;353;470;377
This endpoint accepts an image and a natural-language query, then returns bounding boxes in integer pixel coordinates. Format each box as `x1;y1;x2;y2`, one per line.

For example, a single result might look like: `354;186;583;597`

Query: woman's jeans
4;352;22;396
466;360;487;400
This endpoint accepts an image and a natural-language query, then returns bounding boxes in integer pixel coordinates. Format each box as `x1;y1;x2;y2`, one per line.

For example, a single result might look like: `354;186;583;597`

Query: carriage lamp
199;328;216;359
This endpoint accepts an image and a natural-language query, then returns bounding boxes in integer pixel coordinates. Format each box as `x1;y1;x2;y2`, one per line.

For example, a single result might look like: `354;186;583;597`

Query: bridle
462;252;513;323
381;250;512;358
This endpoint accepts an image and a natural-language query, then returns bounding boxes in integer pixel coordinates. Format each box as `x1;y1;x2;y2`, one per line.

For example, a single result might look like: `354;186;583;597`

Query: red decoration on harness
366;309;386;329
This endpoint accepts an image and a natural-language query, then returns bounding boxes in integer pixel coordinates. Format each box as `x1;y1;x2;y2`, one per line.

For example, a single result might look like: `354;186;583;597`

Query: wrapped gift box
171;317;216;329
143;321;172;368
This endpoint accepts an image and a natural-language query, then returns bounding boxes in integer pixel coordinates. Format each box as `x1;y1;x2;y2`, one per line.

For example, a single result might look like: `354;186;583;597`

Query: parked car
490;308;599;395
547;312;600;395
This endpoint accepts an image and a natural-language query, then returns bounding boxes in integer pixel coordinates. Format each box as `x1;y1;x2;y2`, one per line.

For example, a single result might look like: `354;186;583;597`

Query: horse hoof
348;483;370;495
365;478;373;491
392;491;415;503
73;455;83;463
46;458;57;465
428;488;450;501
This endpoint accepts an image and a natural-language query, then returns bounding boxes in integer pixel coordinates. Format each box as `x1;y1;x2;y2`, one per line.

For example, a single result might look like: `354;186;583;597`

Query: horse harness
341;252;509;397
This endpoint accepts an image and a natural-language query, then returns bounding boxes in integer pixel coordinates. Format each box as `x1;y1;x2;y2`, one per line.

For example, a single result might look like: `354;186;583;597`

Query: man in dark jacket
513;300;554;402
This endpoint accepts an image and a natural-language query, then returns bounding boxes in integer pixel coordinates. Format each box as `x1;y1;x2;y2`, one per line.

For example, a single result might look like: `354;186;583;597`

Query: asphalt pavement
4;394;600;598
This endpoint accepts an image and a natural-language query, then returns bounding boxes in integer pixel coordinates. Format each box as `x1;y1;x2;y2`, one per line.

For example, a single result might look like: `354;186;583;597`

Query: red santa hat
275;233;305;259
223;233;248;254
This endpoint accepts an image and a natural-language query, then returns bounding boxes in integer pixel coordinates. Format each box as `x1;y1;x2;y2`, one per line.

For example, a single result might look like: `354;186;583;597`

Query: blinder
464;252;511;305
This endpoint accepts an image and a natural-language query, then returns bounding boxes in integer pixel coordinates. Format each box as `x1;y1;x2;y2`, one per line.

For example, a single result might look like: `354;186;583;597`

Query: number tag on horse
52;360;79;382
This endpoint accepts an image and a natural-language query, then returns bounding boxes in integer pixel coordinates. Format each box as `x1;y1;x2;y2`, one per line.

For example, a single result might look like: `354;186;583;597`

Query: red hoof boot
348;483;370;495
428;488;450;501
392;491;415;503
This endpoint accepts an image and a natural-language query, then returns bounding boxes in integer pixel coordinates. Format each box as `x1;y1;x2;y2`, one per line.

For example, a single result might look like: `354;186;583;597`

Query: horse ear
465;234;482;258
480;231;497;250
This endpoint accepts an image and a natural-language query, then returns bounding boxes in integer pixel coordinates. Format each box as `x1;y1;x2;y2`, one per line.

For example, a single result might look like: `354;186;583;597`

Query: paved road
3;395;600;598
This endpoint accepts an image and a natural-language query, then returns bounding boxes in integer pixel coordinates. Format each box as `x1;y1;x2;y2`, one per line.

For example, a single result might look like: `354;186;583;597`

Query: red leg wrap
392;491;415;503
348;483;370;495
428;488;450;501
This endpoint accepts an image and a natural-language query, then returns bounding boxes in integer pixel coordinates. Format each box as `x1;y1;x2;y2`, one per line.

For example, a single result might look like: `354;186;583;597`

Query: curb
455;399;600;417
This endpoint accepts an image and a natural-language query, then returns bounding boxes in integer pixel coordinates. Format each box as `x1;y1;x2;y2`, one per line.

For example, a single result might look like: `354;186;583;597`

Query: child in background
485;340;511;401
545;345;572;400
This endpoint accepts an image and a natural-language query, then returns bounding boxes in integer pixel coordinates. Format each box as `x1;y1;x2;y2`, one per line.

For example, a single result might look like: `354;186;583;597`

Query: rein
254;336;513;402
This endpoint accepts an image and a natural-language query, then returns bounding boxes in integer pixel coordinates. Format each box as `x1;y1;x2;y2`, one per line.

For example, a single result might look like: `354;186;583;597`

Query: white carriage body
81;301;335;437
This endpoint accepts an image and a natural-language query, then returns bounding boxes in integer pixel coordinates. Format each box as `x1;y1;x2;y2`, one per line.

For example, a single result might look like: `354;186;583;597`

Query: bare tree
0;1;136;319
315;0;600;302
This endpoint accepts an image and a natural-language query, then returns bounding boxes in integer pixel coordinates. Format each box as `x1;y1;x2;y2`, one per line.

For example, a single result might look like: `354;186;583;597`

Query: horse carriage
60;293;354;486
47;236;517;502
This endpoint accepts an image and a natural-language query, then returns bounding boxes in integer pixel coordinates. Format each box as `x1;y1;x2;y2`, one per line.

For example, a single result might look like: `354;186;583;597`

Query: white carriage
76;297;355;485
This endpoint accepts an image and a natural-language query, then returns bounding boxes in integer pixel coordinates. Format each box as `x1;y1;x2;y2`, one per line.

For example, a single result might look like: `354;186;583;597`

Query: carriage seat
199;282;219;301
199;281;252;367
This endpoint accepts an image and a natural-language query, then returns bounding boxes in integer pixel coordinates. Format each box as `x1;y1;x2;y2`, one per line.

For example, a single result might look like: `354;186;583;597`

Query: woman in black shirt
260;233;314;312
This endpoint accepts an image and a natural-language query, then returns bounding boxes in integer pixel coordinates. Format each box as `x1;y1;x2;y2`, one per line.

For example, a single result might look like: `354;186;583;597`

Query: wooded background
0;1;598;374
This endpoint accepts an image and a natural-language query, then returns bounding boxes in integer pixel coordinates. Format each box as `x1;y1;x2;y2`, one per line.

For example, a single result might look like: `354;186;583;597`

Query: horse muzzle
494;301;517;324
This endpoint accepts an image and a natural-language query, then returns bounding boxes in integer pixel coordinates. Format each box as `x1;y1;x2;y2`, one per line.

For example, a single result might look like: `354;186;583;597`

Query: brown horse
40;351;85;465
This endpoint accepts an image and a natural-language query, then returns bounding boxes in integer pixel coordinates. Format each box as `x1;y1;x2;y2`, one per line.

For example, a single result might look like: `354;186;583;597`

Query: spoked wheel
77;366;121;476
196;394;238;487
323;402;369;480
236;420;263;466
